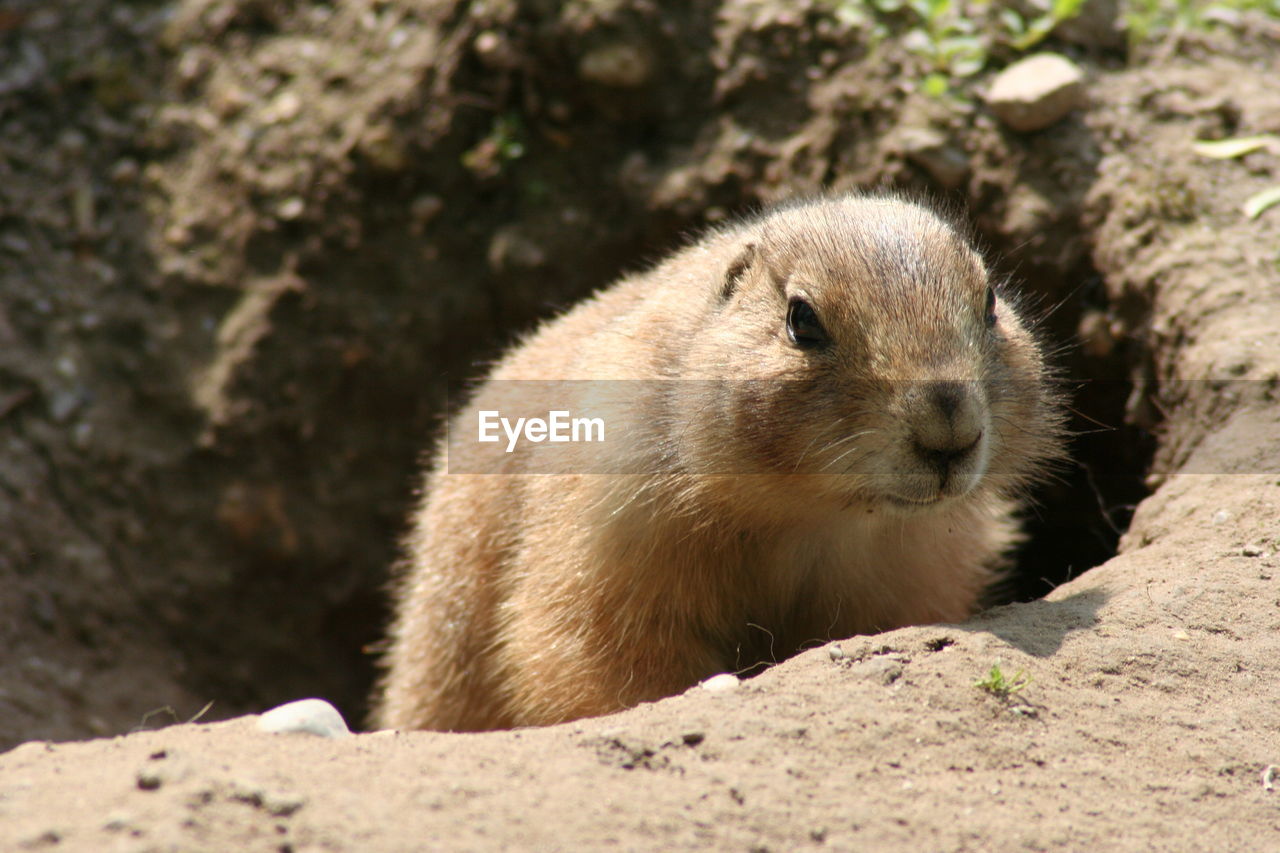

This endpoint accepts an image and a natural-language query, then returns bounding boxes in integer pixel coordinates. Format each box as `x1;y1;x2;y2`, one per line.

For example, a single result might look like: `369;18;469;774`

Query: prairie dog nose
909;380;985;474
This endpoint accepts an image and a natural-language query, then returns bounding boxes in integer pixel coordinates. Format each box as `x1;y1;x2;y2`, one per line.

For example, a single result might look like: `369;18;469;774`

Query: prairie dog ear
720;242;757;301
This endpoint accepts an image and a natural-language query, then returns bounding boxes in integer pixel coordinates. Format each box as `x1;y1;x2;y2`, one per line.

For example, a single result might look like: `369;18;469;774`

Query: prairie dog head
674;195;1062;517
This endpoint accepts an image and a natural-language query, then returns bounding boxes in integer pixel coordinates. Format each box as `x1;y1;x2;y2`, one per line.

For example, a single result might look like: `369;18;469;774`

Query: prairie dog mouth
886;493;943;506
882;493;947;511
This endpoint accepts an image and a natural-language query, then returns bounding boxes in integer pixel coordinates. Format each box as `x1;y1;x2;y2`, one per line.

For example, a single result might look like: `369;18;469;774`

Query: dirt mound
2;0;1279;848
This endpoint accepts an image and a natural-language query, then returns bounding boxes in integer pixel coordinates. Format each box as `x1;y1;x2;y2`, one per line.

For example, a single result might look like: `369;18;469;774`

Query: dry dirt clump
2;0;1280;849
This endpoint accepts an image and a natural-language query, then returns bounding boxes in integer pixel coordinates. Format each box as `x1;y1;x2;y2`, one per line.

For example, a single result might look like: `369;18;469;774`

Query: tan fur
372;194;1064;732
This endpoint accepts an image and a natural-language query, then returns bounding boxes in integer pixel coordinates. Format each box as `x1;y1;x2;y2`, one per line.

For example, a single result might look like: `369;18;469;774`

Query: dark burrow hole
985;245;1158;605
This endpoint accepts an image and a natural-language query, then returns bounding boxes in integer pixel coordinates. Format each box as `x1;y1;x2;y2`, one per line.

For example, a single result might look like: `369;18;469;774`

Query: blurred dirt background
1;1;1279;849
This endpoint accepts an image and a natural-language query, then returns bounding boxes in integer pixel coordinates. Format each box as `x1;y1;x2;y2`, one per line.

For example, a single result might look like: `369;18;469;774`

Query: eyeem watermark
443;379;1277;475
478;410;605;453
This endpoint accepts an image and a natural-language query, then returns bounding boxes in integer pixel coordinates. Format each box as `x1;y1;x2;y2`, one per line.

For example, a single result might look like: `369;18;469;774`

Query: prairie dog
373;195;1063;731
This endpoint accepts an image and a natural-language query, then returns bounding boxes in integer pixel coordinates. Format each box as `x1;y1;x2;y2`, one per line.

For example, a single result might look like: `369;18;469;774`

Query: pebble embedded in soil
277;197;306;221
48;389;83;423
578;42;652;88
848;657;905;686
410;194;444;227
985;53;1086;133
257;698;351;738
474;31;520;71
487;225;547;272
699;673;741;693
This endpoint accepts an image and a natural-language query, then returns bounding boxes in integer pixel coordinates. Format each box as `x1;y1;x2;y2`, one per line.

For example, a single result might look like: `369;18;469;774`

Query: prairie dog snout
374;194;1064;732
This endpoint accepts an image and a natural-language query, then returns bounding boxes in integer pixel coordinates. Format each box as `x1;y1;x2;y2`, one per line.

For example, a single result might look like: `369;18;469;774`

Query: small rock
578;42;652;88
277;197;306;221
474;30;520;71
849;657;904;685
109;158;140;184
986;53;1085;133
828;643;846;661
487;226;546;273
1242;544;1267;557
700;673;741;693
257;698;351;738
264;90;302;123
55;355;76;378
136;768;164;790
229;779;307;816
410;194;444;229
1077;309;1115;360
1212;509;1232;525
48;389;83;423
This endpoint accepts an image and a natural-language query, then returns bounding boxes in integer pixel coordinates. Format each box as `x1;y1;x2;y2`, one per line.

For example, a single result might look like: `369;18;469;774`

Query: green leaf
1051;0;1086;21
1243;185;1280;219
1192;135;1280;159
941;35;987;76
1010;18;1054;50
999;8;1026;35
925;0;952;19
922;72;949;98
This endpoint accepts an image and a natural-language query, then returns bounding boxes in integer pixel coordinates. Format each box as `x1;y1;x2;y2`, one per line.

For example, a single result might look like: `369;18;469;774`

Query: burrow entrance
982;237;1158;605
138;176;1162;735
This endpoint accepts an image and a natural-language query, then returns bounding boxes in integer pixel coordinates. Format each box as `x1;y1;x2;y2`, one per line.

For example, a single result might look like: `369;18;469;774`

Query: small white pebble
700;673;741;693
277;197;305;220
828;643;845;661
1241;544;1266;557
1212;509;1232;525
257;698;350;738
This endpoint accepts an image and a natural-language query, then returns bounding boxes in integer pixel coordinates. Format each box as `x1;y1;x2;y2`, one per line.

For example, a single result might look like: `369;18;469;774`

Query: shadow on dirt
967;586;1111;657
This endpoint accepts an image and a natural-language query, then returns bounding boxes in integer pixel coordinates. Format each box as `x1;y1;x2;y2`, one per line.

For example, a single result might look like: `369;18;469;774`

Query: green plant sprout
974;662;1031;698
999;0;1087;51
1127;0;1280;48
823;0;1086;99
902;0;987;79
462;112;526;177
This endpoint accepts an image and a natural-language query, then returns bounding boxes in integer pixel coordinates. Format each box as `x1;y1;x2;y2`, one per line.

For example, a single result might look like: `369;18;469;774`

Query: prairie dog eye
786;297;828;348
984;285;997;328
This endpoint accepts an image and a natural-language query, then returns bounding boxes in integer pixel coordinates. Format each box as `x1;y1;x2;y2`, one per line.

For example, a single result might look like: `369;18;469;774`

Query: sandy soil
2;1;1279;850
4;485;1279;850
